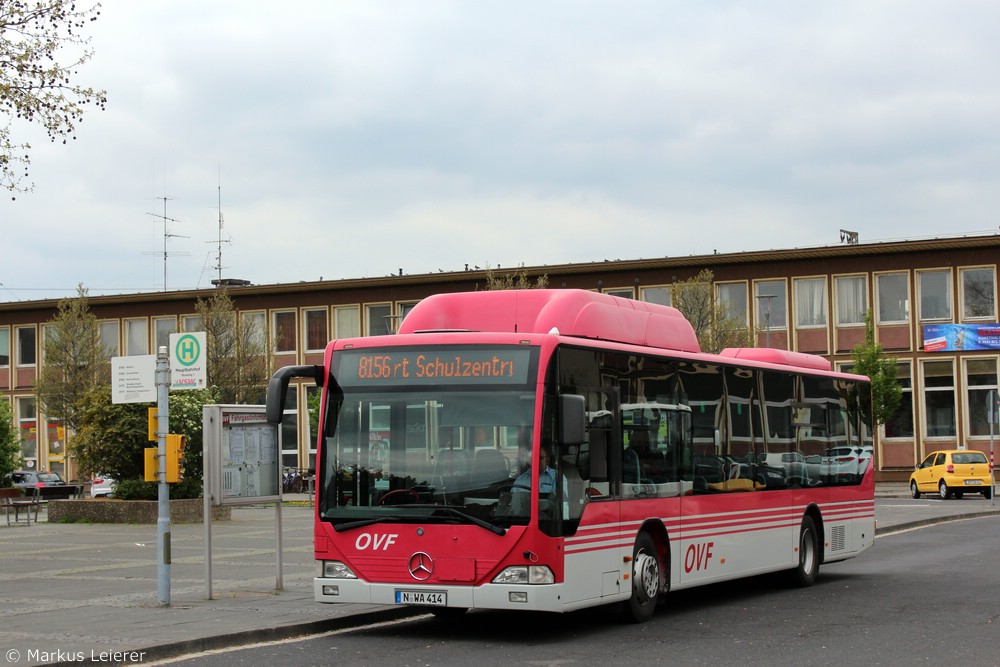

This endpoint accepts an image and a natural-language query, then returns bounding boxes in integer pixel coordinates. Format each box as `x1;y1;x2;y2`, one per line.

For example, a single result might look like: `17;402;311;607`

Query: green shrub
114;477;203;501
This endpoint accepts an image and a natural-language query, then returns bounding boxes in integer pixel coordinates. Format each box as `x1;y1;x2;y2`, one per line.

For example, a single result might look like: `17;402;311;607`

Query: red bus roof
719;347;832;372
398;289;701;353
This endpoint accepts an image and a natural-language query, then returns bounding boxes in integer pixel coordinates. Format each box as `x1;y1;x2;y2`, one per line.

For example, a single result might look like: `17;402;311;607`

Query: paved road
0;488;996;666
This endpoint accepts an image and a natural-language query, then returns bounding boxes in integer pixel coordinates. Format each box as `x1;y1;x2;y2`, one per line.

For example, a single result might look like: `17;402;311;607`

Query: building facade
1;234;998;482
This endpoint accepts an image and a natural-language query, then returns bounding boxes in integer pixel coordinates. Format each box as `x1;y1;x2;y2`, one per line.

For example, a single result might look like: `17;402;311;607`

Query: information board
203;404;280;506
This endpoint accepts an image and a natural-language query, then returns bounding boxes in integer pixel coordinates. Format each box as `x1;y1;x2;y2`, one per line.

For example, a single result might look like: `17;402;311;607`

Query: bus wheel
627;532;661;623
791;515;820;588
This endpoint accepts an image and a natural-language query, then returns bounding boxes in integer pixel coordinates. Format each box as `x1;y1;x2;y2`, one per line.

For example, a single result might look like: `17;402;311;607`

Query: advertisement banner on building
923;323;1000;351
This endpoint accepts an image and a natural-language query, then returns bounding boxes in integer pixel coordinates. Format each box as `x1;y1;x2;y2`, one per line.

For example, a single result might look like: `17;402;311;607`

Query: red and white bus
266;289;874;622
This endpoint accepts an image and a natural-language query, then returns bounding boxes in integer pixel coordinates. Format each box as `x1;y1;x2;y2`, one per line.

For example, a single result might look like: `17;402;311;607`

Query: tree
71;384;220;499
483;264;549;290
0;398;21;485
671;269;755;353
35;284;110;433
1;0;107;195
850;311;903;430
195;288;270;404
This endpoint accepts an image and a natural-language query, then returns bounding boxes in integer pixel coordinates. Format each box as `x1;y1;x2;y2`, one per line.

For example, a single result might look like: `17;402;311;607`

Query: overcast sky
4;1;1000;300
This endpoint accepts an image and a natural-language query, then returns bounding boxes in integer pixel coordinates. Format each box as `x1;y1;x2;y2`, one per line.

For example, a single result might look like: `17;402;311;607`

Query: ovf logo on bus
169;332;207;391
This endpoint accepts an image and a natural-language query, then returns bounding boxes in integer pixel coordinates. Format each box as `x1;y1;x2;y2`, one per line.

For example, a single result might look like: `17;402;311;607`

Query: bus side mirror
559;394;587;446
266;365;324;424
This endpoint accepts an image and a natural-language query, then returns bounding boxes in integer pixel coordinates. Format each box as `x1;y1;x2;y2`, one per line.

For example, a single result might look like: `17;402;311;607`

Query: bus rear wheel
627;532;661;623
790;515;820;588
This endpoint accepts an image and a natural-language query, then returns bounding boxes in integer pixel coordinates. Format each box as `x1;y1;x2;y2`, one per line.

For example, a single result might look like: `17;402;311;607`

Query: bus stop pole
989;390;996;508
155;346;171;606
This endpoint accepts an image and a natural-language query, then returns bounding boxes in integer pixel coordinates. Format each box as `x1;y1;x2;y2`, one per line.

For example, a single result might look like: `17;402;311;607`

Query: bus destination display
338;347;534;386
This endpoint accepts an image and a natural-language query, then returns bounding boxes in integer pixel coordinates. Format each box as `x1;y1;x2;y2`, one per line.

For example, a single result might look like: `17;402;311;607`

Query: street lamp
756;294;776;348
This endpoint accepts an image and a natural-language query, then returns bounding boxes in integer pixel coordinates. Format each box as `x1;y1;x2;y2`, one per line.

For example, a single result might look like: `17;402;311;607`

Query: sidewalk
1;487;998;666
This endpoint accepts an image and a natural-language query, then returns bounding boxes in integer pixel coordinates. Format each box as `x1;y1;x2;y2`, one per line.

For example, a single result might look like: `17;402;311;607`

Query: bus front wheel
627;532;661;623
790;515;820;588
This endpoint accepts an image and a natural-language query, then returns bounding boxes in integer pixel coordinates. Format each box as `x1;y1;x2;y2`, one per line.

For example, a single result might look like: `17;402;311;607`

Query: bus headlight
492;565;555;585
322;560;357;579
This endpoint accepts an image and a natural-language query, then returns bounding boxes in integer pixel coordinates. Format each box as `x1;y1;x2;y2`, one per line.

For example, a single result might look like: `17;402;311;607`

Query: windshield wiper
331;506;506;536
430;506;506;535
333;516;401;532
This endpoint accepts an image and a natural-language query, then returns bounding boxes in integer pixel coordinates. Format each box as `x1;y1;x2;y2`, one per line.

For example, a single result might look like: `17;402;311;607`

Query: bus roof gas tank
397;289;700;353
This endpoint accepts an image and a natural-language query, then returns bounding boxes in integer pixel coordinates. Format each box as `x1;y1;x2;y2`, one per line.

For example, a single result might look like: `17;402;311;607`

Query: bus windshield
319;346;541;531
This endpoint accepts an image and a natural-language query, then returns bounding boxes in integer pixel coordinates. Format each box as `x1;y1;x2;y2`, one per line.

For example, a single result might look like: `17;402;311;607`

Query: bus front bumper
314;577;574;613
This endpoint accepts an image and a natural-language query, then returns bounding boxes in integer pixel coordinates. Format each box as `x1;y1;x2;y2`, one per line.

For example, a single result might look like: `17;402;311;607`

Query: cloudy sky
4;1;1000;300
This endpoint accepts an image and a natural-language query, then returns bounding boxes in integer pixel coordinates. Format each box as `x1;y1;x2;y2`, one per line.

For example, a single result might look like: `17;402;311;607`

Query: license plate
395;590;447;606
963;479;983;485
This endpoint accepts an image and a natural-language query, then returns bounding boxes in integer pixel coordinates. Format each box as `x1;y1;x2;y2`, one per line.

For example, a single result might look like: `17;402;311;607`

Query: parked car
89;474;116;498
909;449;993;499
11;470;67;488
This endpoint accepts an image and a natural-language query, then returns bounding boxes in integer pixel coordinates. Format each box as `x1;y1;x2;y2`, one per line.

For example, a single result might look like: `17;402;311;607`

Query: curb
875;509;1000;537
48;606;428;667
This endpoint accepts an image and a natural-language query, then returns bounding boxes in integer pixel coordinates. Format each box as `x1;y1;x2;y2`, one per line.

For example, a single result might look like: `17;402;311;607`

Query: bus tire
627;532;661;623
791;515;820;588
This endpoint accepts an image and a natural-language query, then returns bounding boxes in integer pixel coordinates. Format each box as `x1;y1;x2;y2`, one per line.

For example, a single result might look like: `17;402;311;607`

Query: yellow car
909;449;994;500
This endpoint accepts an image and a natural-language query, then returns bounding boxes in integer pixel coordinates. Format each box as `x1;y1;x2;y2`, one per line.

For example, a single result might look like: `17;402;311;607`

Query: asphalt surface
1;485;998;666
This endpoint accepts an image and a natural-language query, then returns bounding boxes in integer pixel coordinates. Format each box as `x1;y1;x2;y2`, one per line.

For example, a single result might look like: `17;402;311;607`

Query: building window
717;283;748;324
182;316;204;333
966;358;998;437
917;269;952;322
0;327;9;366
639;286;671;306
365;303;392;336
876;272;909;324
16;326;36;366
397;301;420;332
883;361;914;439
835;275;867;326
334;306;360;338
41;324;56;364
922;359;956;438
603;287;634;299
273;311;297;354
98;321;119;356
303;309;328;352
281;384;299;468
754;280;787;329
960;267;996;320
17;396;37;463
794;277;827;328
241;312;266;353
125;319;148;356
153;317;176;352
305;384;320;470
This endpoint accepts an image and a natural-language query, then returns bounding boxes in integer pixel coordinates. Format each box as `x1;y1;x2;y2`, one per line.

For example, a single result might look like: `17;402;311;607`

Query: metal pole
276;501;284;591
204;407;213;600
155;346;171;606
990;390;996;508
756;294;775;348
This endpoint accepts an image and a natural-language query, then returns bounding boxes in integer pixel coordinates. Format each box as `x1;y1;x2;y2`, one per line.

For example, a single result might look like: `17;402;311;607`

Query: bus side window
587;429;609;497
